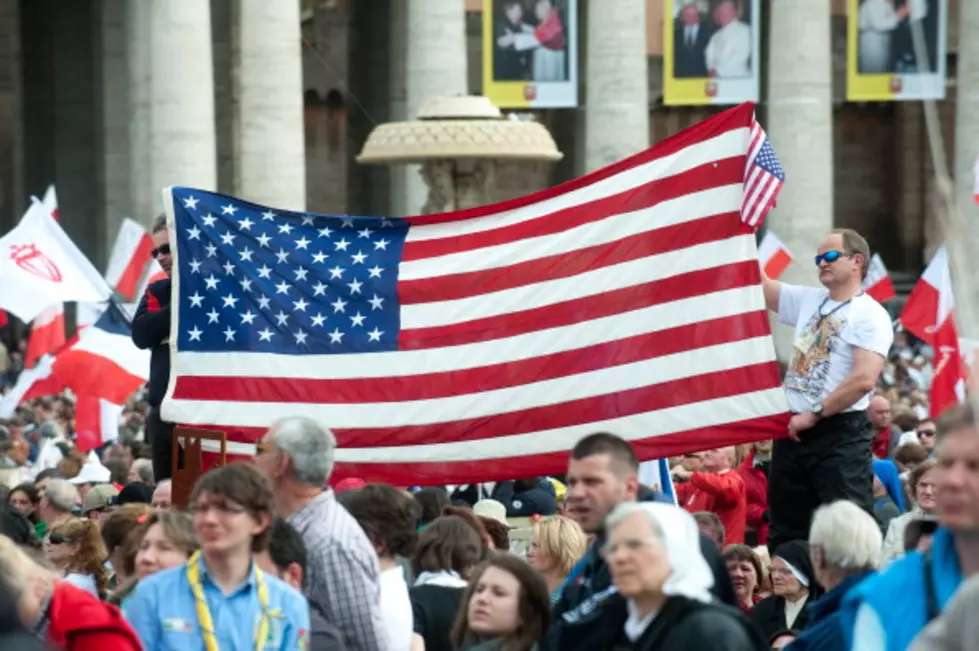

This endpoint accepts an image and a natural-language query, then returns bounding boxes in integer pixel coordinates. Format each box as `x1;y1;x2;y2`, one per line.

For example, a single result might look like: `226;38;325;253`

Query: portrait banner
482;0;578;109
663;0;760;106
847;0;947;101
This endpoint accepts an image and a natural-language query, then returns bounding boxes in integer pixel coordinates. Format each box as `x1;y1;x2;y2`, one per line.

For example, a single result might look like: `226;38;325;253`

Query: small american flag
162;103;790;485
742;118;785;228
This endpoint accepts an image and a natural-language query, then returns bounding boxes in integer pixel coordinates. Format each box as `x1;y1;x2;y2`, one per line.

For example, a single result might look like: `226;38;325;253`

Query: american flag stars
170;188;406;354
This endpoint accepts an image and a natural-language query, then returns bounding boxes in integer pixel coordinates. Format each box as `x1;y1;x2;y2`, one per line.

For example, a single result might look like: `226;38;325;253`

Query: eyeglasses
814;250;853;266
917;429;936;437
150;243;171;259
48;533;72;545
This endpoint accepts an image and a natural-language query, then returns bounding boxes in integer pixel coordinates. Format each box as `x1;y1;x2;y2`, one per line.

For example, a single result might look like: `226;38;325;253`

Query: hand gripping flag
161;103;791;485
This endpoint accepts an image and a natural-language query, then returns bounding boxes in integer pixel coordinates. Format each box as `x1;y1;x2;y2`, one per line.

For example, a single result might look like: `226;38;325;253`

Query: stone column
146;0;217;209
127;0;153;225
765;0;834;358
403;0;468;214
953;0;979;329
237;0;305;210
584;0;649;172
388;0;408;217
99;0;129;252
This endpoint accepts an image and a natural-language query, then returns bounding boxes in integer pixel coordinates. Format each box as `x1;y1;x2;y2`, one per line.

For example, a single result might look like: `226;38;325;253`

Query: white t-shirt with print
778;285;893;414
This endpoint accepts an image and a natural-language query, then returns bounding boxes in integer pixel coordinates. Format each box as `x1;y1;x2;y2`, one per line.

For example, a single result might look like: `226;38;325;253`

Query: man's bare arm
761;269;781;313
819;348;885;416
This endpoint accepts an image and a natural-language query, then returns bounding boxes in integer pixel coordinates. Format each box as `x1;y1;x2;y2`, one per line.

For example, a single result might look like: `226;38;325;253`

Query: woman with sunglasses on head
45;516;111;599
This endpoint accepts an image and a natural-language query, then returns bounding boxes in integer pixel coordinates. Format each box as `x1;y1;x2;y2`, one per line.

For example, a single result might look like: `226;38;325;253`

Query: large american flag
162;103;791;484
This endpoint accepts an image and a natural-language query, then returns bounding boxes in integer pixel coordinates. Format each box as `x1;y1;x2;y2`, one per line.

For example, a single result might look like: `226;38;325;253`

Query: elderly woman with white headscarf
544;502;765;651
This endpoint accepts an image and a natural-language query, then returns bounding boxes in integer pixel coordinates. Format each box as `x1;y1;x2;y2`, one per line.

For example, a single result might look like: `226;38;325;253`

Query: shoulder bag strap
923;548;940;623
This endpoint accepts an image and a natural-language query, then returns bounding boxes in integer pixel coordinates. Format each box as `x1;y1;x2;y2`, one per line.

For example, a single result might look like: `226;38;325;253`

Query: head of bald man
868;395;892;429
702;446;736;473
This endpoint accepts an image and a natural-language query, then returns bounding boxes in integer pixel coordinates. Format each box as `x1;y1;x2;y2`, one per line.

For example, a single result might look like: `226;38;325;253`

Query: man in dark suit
674;2;711;79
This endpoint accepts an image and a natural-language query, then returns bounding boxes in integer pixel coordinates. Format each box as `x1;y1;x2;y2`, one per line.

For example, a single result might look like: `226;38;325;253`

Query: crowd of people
0;225;976;651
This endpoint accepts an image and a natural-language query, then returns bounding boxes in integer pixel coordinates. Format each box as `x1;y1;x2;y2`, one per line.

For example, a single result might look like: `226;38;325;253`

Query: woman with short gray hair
787;500;882;650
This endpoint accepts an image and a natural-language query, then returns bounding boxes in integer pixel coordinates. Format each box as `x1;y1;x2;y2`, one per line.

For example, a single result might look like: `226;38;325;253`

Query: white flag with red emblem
899;247;966;416
862;253;897;303
0;199;112;323
757;230;793;279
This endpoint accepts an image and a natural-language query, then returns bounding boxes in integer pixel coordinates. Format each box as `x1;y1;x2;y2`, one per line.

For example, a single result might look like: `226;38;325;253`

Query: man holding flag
131;214;176;481
760;228;894;553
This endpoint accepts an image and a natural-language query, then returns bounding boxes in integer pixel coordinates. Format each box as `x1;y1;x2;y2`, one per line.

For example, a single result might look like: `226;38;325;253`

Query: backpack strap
923;548;940;623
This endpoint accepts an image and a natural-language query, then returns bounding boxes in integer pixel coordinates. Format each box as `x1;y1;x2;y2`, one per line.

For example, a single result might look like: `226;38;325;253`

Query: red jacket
676;469;747;545
47;582;143;651
738;452;769;546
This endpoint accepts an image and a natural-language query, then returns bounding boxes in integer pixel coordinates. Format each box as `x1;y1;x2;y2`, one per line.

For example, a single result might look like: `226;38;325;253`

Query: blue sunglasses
814;250;853;266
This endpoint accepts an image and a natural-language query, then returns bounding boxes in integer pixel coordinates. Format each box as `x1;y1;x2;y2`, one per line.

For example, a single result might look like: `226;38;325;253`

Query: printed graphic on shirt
161;618;194;633
785;311;846;403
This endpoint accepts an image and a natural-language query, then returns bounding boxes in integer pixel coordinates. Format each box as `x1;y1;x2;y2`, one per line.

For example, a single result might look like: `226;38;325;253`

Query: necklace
814;293;860;328
185;551;270;651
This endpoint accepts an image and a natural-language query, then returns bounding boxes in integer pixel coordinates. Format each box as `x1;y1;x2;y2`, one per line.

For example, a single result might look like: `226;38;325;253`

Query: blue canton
170;187;409;355
754;141;785;180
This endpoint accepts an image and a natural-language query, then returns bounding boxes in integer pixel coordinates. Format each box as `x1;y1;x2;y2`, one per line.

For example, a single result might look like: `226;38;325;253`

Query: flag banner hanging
862;253;897;303
162;102;790;485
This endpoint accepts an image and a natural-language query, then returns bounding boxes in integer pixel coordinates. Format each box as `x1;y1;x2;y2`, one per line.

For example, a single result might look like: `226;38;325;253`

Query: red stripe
172;311;771;405
52;350;146;405
327;415;791;485
400;213;745;305
402;103;756;225
115;234;154;301
194;413;790;486
402;157;746;262
146;289;162;312
399;259;761;350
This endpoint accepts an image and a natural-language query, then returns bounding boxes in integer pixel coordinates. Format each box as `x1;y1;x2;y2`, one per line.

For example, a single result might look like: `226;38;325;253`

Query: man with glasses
759;229;893;553
916;420;937;455
132;213;176;482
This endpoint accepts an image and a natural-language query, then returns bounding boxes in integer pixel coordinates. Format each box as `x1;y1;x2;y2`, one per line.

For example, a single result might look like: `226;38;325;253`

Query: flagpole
908;18;979;414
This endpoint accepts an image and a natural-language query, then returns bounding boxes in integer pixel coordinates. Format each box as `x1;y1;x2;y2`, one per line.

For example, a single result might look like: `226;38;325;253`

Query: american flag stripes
162;103;790;485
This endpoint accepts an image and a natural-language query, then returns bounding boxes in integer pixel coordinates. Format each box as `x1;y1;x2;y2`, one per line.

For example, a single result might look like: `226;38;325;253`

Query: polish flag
24;304;66;368
862;253;897;303
74;396;125;452
899;247;965;416
105;219;154;302
0;199;113;323
757;231;793;279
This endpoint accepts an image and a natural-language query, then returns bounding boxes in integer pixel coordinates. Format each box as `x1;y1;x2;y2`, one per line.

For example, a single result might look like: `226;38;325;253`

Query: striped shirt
288;490;388;651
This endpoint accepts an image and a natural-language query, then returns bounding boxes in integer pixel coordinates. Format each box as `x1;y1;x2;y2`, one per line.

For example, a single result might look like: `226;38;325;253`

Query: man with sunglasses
132;214;176;482
759;228;893;553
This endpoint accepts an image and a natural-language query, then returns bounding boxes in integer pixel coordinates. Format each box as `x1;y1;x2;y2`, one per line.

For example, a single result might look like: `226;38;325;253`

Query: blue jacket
785;572;873;651
838;528;963;651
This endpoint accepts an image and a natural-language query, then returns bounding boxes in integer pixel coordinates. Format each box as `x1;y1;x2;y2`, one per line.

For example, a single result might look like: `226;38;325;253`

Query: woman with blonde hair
45;516;110;599
526;514;587;604
110;509;198;606
0;534;142;650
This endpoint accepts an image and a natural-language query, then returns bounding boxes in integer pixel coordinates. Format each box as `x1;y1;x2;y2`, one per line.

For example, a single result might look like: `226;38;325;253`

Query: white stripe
69;328;150;380
406;128;750;243
105;218;150;288
189;386;789;463
164;335;776;429
400;184;743;281
401;233;757;329
175;283;765;380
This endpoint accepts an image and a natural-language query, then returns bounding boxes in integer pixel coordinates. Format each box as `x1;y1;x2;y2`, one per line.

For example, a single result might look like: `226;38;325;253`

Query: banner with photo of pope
663;0;760;106
847;0;948;101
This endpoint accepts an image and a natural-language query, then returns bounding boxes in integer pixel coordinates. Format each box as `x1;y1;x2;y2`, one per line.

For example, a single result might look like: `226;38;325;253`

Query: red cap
335;477;366;493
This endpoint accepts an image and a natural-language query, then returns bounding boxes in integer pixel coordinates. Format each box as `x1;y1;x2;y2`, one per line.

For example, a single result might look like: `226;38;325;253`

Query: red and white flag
40;185;58;221
0;199;112;323
900;247;965;416
757;231;793;279
105;218;154;301
161;103;791;485
24;304;66;368
862;253;897;303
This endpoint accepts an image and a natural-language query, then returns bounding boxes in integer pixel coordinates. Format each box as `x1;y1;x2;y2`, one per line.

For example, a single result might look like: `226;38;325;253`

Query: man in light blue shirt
124;462;310;650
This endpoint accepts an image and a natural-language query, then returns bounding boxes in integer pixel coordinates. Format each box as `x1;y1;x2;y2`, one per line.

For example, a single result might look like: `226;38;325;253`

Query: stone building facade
0;0;973;286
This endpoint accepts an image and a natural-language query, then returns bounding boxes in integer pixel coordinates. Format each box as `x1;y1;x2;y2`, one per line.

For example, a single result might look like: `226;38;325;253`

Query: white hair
605;502;666;540
132;458;154;484
43;478;79;512
271;416;337;486
809;500;882;572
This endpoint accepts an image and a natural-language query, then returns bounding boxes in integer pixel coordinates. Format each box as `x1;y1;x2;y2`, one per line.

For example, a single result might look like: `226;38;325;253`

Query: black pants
147;406;177;482
767;411;874;554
